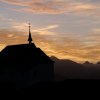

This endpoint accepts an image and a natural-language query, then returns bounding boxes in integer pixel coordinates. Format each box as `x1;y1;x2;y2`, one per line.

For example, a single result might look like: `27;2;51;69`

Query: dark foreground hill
0;80;100;95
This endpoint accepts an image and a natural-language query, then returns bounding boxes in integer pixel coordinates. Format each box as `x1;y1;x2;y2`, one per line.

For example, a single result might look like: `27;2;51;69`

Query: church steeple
28;23;33;44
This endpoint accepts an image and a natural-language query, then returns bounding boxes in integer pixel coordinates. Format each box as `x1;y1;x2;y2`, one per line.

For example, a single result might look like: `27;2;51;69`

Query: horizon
0;0;100;63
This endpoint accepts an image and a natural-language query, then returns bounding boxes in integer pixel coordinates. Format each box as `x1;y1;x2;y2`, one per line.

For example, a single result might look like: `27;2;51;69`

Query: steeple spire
28;23;33;44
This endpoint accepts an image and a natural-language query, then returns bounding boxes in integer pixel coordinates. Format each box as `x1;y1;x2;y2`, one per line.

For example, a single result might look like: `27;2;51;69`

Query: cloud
0;27;100;63
84;29;100;44
0;19;100;63
92;28;100;33
0;0;67;14
33;25;59;31
10;21;59;35
0;44;6;51
23;0;68;14
0;28;81;59
0;0;30;6
32;25;59;35
0;0;100;17
70;3;98;15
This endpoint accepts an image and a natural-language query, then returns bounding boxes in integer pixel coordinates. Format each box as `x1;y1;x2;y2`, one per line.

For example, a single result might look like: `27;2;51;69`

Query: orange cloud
0;0;67;14
0;0;30;6
10;21;59;35
0;0;100;16
0;27;100;63
0;0;99;17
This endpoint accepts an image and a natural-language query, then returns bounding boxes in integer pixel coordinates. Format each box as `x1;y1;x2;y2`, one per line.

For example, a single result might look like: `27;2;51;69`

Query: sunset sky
0;0;100;63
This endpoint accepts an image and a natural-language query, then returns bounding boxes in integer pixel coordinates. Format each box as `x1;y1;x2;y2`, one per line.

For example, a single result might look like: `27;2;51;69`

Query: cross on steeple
28;23;33;44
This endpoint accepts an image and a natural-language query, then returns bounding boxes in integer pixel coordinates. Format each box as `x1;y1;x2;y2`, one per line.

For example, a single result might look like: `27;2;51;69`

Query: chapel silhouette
0;24;54;88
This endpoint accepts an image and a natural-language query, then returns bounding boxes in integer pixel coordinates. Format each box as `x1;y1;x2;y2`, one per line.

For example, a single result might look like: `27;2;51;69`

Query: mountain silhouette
50;56;100;80
50;56;60;61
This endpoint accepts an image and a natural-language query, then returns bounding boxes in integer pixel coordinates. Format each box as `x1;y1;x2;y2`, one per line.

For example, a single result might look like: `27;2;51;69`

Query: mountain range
50;56;100;80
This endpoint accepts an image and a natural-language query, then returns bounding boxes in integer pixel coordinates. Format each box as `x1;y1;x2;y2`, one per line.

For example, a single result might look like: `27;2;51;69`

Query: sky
0;0;100;63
